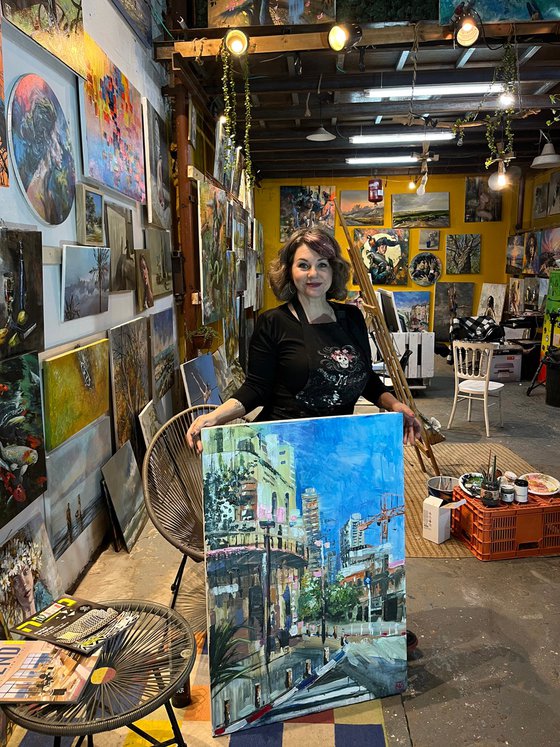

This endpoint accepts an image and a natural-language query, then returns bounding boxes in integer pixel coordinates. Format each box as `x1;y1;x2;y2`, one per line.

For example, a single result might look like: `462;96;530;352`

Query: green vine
547;94;560;126
484;43;517;168
243;55;254;189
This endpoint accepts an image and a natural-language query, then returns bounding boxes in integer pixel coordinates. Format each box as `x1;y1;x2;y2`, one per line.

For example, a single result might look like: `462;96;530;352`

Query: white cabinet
373;332;435;387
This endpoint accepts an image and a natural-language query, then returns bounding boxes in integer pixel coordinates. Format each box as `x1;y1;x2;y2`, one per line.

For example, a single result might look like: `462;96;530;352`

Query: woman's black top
233;301;389;421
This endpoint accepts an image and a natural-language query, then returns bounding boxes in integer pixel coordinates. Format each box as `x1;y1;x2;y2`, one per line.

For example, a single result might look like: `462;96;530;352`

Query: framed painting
476;283;507;323
508;277;524;315
391;192;450;228
61;244;110;321
0;354;46;529
145;227;172;298
533;182;549;220
393;291;431;332
433;282;474;340
76;183;104;245
135;250;155;311
539;228;560;277
142;99;171;229
199;180;228;323
506;234;524;274
101;441;147;552
440;1;560;23
464;176;502;222
0;14;8;188
105;202;135;292
110;0;151;46
8;74;75;225
202;413;406;735
150;307;175;400
445;234;481;274
523;277;540;311
522;231;541;275
138;400;163;448
408;252;441;286
279;186;336;242
208;0;335;27
340;189;384;226
181;353;221;408
354;227;409;285
419;229;439;251
80;35;145;202
549;171;560;216
0;228;43;360
43;339;110;452
222;251;239;365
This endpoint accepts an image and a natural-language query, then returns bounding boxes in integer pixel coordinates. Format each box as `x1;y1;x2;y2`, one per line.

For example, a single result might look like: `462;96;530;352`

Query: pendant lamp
531;141;560;169
306;125;336;142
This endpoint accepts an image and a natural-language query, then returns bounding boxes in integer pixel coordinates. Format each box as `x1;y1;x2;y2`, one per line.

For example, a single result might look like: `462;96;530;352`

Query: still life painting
202;413;406;735
418;229;439;251
354;228;409;285
391;192;450;228
340;190;384;226
61;245;110;321
280;186;336;242
446;234;481;274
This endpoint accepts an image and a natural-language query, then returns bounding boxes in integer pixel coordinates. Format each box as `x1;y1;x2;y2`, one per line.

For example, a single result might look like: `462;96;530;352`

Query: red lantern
368;178;383;203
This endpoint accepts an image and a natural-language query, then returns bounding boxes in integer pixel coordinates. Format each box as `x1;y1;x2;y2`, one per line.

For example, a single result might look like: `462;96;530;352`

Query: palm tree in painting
89;247;110;312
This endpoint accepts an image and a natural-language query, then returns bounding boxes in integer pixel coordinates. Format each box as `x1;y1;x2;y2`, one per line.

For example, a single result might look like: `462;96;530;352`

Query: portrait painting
76;184;104;246
391;192;450;228
408;252;441;287
446;234;481;274
181;353;221;408
150;308;175;400
80;35;145;202
533;182;549;220
110;0;152;46
202;413;406;735
105;202;135;292
279;185;336;242
208;0;335;27
0;15;8;188
0;228;43;361
0;354;46;530
145;227;172;298
142;99;171;229
465;176;502;222
340;189;384;226
43;339;110;452
61;244;110;321
506;234;524;274
198;180;228;323
109;317;151;465
522;231;541;275
8;74;75;225
138;400;163;449
419;229;439;251
354;227;409;286
539;228;560;277
393;291;431;332
476;283;507;323
0;0;85;76
440;0;560;23
548;171;560;216
101;441;147;553
0;513;61;629
135;250;155;311
433;282;474;340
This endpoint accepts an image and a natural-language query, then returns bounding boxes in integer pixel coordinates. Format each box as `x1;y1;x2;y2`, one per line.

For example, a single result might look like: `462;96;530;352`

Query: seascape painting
105;202;136;292
0;228;43;360
408;252;441;286
45;416;112;559
145;227;172;298
0;354;46;530
43;339;110;452
142;99;171;229
506;234;524;274
80;34;145;202
419;229;439;251
199;180;228;323
354;228;409;285
138;400;162;448
446;234;481;274
61;244;110;321
340;190;384;226
280;186;336;242
110;0;152;46
440;1;560;23
465;176;502;222
433;282;474;340
393;291;431;332
101;441;147;552
0;0;85;76
0;14;8;188
8;74;75;225
202;413;406;735
391;192;450;228
109;317;151;465
76;184;104;245
539;228;560;277
208;0;335;26
476;283;507;323
150;308;175;400
181;353;221;408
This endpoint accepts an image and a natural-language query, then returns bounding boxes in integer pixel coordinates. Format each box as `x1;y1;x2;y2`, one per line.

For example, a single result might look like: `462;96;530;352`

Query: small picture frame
76;183;105;246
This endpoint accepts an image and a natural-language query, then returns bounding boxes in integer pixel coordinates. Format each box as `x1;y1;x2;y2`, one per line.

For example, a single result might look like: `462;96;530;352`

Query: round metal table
3;599;196;747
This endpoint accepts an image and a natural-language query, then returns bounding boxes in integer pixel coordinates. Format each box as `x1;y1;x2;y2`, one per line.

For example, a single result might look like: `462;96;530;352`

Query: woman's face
141;258;150;284
13;566;34;609
291;244;333;301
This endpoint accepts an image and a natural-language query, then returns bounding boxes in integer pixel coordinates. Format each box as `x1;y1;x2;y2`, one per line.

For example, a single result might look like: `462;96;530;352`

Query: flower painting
61;245;110;321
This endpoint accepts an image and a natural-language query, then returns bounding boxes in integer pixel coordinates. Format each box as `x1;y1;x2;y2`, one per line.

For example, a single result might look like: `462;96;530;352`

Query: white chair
447;341;504;438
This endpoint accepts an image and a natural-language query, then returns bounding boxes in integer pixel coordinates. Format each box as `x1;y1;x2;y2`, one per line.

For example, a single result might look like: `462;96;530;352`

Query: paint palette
519;473;560;496
459;472;484;498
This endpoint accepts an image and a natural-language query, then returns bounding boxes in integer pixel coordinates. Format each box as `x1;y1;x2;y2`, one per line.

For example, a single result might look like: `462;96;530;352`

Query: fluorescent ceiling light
366;82;504;98
346;155;423;165
350;131;454;145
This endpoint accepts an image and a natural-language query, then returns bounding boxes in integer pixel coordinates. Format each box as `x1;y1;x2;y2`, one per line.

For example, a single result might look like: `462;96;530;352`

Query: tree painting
89;246;110;312
61;245;109;321
446;233;481;275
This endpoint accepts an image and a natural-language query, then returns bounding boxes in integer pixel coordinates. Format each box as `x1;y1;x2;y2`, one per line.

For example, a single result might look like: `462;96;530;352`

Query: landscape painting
181;353;221;408
101;441;147;552
106;202;135;292
80;34;145;202
138;400;162;448
145;227;172;298
150;308;175;400
9;74;75;225
142;99;171;229
393;291;431;332
340;189;384;226
76;184;104;245
199;180;228;323
43;340;110;452
391;192;450;228
464;176;502;222
208;0;335;27
440;1;560;23
539;228;560;277
419;229;439;251
354;228;409;285
280;186;336;242
0;354;46;530
61;245;110;321
0;228;43;360
476;283;507;323
0;14;8;188
506;234;524;274
433;282;474;340
446;234;481;274
202;413;406;735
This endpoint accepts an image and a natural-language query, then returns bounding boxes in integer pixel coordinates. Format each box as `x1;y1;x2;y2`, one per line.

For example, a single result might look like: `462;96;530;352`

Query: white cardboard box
422;496;466;544
489;347;522;382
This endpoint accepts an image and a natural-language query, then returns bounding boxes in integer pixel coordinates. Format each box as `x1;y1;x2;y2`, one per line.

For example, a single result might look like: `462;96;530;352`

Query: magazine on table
11;596;138;655
0;640;101;703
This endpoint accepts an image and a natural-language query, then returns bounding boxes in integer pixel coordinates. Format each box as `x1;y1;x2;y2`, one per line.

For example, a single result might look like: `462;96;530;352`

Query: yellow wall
520;168;560;232
255;174;516;329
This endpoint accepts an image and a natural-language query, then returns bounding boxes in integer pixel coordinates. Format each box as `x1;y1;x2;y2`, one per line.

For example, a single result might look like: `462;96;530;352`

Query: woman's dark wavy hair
269;227;350;302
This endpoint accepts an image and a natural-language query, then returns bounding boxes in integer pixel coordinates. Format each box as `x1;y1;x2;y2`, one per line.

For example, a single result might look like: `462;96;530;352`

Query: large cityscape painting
202;413;407;735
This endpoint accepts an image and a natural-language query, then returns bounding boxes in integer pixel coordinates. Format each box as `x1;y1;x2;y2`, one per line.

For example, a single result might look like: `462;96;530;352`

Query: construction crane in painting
357;493;404;544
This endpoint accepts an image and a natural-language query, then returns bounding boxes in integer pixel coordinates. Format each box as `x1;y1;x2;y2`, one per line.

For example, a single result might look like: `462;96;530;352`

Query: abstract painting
208;0;335;27
476;283;507;323
105;202;135;292
433;282;474;340
76;184;104;245
0;228;43;360
8;74;75;225
446;234;481;274
340;189;384;226
43;339;110;452
549;171;560;216
0;513;61;629
506;234;524;274
539;228;560;277
142;99;171;229
280;186;336;242
464;176;502;222
391;192;450;228
202;413;406;735
393;291;431;332
199;180;228;323
135;251;155;311
354;228;409;285
45;415;112;559
0;14;8;188
150;308;175;400
0;354;46;530
138;400;162;448
440;1;560;23
109;317;150;465
408;252;441;286
181;353;221;408
110;0;152;46
419;229;439;251
533;182;549;220
101;441;147;552
522;231;541;275
145;227;172;298
80;34;145;202
61;245;110;321
0;0;85;76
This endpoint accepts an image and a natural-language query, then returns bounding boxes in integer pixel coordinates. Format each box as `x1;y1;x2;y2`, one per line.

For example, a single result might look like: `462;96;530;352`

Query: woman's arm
376;391;422;446
186;398;247;453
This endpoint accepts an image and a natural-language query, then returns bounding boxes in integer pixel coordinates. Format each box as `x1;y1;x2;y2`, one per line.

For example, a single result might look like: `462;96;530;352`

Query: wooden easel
335;202;440;475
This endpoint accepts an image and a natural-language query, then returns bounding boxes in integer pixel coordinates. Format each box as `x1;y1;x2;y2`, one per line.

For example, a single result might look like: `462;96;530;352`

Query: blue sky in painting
393;291;430;312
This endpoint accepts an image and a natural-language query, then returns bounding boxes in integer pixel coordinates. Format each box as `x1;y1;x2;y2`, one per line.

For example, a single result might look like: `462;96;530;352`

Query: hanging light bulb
408;178;416;190
416;171;428;196
224;29;249;56
456;14;480;46
488;160;508;191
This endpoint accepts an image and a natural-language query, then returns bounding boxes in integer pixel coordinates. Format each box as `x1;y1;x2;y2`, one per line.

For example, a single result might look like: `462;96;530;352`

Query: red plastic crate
451;486;560;561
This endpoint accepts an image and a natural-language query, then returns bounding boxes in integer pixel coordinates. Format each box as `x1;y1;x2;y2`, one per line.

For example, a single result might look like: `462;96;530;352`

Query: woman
523;233;539;275
138;253;154;309
187;227;420;451
0;531;53;627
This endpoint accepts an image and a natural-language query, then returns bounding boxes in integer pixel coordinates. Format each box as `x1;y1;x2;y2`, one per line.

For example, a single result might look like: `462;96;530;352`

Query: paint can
500;485;515;503
481;478;500;506
514;479;529;503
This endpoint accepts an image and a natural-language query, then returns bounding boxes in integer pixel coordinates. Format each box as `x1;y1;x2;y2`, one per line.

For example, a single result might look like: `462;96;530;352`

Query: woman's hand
186;412;219;454
390;401;422;445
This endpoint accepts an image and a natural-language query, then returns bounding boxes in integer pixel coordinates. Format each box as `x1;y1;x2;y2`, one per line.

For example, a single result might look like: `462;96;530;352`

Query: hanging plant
547;94;560;126
243;55;254;189
484;43;517;168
